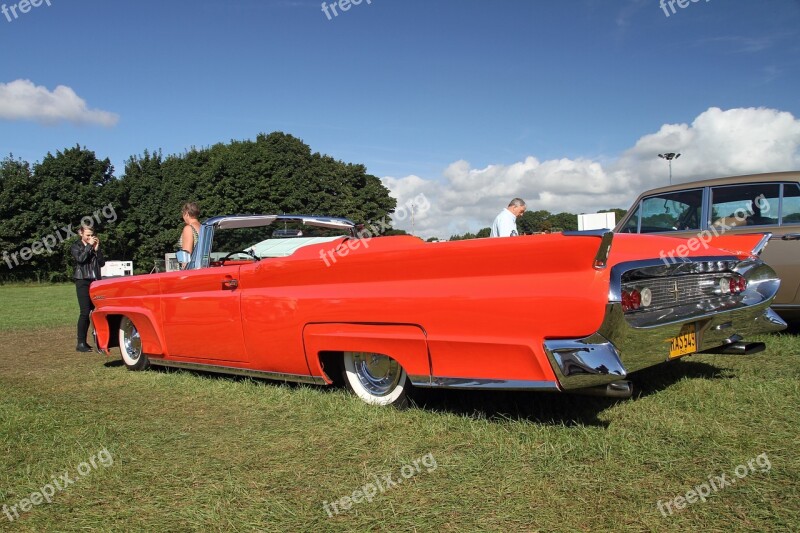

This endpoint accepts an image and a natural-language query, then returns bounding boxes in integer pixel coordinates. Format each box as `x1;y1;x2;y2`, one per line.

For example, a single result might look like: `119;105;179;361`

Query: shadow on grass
783;322;800;335
101;356;729;428
408;360;728;426
629;359;730;398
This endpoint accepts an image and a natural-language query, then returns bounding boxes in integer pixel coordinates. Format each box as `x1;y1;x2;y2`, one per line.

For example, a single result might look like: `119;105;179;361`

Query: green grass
0;285;798;532
0;283;78;330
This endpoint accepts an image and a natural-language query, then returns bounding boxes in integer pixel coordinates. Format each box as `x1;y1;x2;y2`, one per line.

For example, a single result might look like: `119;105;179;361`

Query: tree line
447;208;627;240
0;132;396;282
0;130;627;282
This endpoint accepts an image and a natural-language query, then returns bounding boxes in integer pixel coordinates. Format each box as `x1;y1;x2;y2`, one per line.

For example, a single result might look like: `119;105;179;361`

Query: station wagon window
710;183;780;227
782;183;800;224
619;204;641;233
635;189;703;233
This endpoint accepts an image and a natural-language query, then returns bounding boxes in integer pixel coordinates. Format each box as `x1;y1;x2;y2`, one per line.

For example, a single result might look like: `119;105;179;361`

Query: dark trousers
75;279;95;344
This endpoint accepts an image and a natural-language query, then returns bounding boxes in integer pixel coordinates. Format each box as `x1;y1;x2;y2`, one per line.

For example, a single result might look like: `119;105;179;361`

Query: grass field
0;284;798;532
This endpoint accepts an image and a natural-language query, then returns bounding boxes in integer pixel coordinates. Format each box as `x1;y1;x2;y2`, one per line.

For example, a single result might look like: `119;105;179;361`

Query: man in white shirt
490;198;526;237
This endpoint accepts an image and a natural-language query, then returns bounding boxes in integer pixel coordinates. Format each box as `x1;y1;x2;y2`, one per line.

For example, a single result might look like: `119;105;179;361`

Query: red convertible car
90;214;786;407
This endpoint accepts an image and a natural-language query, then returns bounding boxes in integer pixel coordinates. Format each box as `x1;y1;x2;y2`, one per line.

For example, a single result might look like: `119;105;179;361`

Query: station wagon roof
634;170;800;198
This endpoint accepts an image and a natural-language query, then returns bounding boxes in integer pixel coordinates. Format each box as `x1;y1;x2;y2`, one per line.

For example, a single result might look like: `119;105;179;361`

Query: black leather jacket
71;241;105;280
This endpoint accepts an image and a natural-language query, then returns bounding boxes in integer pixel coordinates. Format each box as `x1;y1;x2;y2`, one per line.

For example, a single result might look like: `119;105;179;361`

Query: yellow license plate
668;324;697;359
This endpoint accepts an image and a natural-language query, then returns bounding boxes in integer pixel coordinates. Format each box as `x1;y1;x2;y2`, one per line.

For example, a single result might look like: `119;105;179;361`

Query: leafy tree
601;208;627;223
0;155;36;279
0;147;119;281
115;132;398;272
518;210;550;234
548;212;579;232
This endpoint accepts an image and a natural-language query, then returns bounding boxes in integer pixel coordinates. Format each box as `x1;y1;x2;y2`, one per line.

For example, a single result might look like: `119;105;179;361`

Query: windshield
207;219;352;265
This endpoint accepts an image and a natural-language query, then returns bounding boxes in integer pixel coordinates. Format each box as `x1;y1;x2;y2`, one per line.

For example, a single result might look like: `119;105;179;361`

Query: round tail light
720;277;731;294
630;290;641;310
736;276;747;293
622;289;642;311
728;276;747;295
640;287;652;307
622;291;632;311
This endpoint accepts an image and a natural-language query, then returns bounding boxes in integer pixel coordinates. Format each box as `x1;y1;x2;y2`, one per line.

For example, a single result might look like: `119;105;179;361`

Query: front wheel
342;352;409;407
119;317;149;371
88;310;102;354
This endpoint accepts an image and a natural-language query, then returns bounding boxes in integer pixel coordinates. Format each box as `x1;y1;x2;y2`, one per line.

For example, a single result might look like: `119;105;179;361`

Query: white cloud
383;106;800;240
0;79;119;127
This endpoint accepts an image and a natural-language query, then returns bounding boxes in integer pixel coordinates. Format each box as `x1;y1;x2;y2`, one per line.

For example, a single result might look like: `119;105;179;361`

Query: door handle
781;233;800;241
222;278;239;290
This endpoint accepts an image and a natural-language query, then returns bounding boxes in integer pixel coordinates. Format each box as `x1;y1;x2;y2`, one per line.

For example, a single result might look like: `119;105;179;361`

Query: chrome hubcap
123;321;141;361
352;353;402;397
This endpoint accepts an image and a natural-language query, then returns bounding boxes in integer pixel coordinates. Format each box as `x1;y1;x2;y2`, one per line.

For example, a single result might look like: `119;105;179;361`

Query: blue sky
1;0;799;238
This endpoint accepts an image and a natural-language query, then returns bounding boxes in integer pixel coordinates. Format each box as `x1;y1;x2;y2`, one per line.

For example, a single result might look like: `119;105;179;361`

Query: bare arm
181;225;195;254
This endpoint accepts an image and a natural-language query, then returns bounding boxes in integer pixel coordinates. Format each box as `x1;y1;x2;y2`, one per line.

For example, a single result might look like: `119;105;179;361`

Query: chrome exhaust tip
571;380;633;399
703;341;766;355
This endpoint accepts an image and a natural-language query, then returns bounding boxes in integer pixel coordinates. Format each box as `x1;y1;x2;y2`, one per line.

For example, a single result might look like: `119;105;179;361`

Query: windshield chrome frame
184;214;356;270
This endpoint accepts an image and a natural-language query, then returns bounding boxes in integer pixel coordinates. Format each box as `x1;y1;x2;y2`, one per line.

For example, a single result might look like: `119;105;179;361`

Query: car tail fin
562;229;614;269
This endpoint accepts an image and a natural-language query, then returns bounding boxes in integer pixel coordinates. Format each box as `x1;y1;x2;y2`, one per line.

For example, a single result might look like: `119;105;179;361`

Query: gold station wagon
616;171;800;322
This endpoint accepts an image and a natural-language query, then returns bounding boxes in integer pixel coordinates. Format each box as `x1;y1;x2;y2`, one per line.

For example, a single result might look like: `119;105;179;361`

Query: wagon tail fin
562;230;614;269
702;233;772;258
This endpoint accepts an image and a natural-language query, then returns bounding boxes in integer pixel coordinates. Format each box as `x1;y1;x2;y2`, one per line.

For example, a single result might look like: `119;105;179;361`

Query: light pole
658;152;681;184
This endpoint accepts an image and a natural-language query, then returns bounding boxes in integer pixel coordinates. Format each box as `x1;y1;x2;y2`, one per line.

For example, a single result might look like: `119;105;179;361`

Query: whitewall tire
119;317;149;371
343;352;409;407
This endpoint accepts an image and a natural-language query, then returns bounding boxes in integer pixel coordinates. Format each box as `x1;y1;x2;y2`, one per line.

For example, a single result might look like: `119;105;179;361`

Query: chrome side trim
409;375;560;391
147;358;327;386
772;304;800;311
562;229;610;236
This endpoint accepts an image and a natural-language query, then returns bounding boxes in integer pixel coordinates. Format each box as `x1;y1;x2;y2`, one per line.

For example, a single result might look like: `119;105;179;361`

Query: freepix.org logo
321;0;373;21
1;0;52;23
660;0;710;18
1;203;117;270
2;447;114;523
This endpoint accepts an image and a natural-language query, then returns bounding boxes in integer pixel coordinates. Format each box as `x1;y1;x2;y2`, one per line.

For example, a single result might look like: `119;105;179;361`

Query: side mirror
175;250;191;266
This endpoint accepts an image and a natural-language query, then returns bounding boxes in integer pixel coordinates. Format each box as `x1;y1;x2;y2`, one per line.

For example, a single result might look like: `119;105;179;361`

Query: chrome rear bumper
544;258;787;392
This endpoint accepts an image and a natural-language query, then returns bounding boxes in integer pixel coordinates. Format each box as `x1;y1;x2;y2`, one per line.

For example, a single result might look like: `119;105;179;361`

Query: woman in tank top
179;202;201;254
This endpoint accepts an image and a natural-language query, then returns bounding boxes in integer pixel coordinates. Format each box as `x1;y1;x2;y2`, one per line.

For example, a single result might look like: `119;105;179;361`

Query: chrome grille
622;273;731;311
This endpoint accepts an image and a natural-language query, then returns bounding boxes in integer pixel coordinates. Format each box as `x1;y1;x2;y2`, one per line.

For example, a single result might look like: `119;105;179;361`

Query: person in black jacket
71;225;105;352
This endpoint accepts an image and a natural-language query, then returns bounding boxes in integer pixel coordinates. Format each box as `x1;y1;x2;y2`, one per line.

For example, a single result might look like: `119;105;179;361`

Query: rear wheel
119;317;149;371
342;352;409;407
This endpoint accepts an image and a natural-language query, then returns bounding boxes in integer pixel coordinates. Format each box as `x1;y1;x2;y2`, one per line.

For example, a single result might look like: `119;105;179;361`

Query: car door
708;182;800;307
158;265;249;362
774;183;800;306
